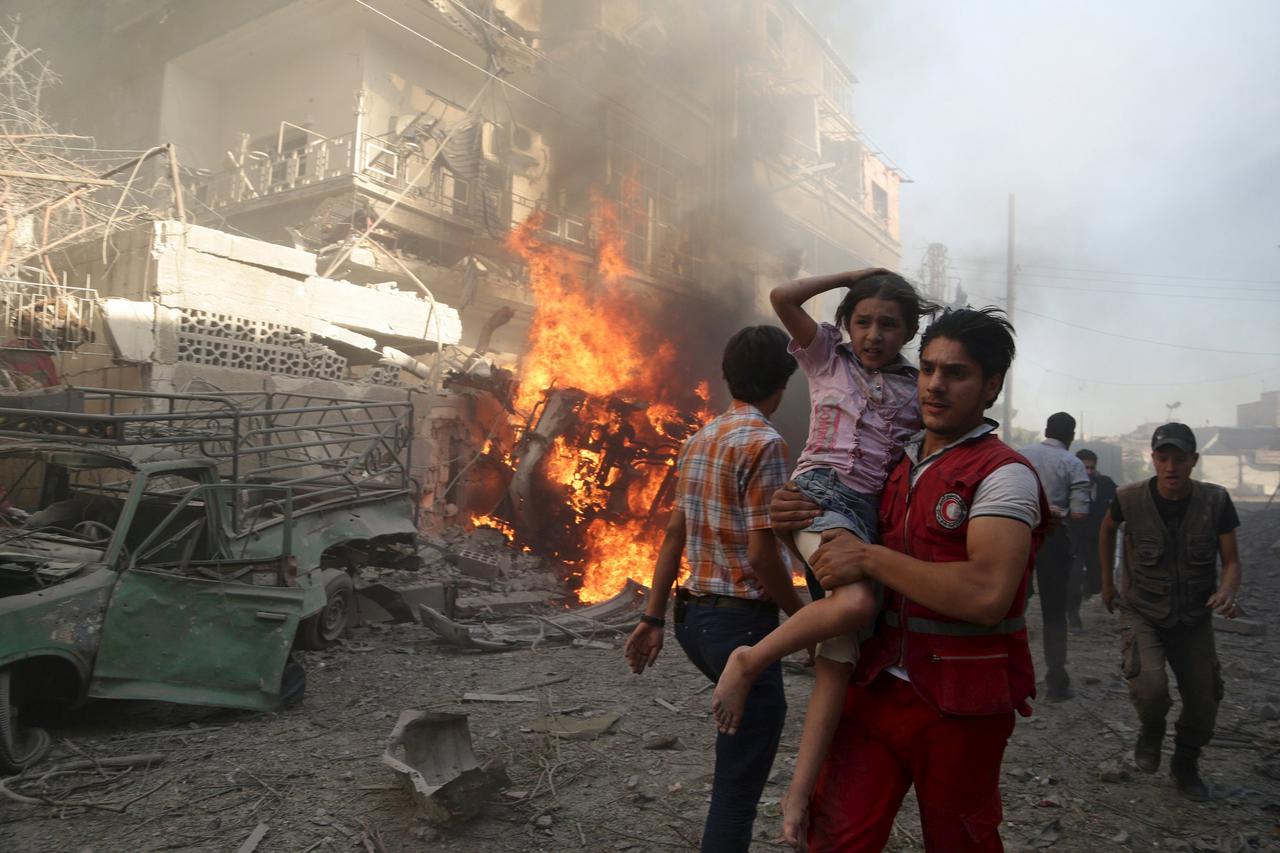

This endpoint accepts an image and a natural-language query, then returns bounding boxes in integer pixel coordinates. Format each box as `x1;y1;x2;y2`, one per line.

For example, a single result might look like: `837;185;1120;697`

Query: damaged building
6;0;908;597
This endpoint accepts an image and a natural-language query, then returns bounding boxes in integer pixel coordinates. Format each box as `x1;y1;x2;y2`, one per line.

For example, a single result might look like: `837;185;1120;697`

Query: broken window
132;487;213;568
606;116;703;277
872;182;889;220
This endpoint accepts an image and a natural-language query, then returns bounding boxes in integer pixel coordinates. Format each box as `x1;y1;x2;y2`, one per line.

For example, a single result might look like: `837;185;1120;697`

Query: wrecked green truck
0;388;418;771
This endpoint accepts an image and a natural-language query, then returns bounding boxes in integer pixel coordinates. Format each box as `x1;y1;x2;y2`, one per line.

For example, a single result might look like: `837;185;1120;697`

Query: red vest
854;431;1049;716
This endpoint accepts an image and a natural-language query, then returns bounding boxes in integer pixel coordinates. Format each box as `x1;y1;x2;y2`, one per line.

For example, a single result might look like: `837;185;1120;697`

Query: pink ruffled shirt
789;322;921;495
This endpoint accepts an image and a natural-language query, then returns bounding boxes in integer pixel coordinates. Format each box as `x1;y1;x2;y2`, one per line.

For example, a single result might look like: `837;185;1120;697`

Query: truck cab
0;444;306;772
0;388;418;772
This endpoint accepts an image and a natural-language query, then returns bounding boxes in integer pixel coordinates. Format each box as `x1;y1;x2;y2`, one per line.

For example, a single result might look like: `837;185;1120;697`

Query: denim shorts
793;467;880;543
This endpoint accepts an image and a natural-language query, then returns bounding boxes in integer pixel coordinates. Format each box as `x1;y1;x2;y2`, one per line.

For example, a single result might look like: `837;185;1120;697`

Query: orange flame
499;199;711;602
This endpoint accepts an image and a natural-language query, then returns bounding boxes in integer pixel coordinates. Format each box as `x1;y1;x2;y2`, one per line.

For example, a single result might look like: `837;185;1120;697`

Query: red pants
808;674;1015;852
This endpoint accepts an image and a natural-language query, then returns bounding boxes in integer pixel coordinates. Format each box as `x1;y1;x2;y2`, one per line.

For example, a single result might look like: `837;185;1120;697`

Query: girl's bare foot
711;646;757;735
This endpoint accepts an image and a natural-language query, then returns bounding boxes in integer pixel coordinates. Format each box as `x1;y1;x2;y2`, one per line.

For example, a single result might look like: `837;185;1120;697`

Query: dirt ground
3;508;1279;853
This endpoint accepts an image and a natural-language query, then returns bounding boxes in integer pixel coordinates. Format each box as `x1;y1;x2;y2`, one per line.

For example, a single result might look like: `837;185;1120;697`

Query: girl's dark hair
722;325;798;404
920;307;1017;408
834;272;939;335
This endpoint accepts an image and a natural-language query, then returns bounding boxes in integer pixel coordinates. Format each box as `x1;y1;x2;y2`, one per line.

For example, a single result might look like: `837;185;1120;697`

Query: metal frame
0;388;415;527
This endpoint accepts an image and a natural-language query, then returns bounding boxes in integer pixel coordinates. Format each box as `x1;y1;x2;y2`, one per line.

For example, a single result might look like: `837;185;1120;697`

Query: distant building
1238;389;1280;429
1197;427;1280;498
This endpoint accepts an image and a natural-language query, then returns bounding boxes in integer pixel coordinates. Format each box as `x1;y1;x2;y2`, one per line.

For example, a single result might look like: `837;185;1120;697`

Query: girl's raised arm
769;269;891;349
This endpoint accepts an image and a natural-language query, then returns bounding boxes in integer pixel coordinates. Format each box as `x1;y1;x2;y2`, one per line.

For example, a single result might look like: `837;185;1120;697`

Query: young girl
710;269;932;835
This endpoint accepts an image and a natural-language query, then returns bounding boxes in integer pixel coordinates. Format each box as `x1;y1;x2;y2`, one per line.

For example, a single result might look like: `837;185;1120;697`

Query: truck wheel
295;573;355;650
0;669;52;774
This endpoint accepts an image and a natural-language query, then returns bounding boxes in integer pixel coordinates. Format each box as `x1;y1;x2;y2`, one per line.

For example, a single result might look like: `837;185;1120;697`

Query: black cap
1151;422;1196;453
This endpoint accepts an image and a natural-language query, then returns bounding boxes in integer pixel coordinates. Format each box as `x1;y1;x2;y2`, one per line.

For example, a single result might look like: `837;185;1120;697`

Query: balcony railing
188;131;476;224
190;133;704;285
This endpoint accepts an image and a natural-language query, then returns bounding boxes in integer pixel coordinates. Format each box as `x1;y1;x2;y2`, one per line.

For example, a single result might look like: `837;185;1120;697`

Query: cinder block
456;548;501;581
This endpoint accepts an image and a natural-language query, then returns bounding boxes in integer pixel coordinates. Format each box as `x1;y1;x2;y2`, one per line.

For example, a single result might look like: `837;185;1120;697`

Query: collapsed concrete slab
66;221;461;381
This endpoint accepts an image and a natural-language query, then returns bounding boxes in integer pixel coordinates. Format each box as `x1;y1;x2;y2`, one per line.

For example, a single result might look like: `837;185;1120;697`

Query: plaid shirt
676;401;791;599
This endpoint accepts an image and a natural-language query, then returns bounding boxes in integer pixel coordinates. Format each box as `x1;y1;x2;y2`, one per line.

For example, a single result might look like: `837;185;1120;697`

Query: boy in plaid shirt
625;325;804;853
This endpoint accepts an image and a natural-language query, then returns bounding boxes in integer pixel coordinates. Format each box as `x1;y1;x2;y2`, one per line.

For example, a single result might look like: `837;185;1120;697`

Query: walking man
1099;423;1242;800
1021;412;1090;700
1073;448;1118;608
772;307;1049;851
625;325;804;852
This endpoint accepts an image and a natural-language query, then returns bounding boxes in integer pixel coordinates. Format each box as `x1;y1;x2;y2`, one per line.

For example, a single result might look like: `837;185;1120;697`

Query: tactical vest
1117;480;1225;627
854;432;1049;717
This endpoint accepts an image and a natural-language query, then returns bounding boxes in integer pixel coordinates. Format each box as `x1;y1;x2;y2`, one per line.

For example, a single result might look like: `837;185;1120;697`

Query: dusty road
3;509;1278;852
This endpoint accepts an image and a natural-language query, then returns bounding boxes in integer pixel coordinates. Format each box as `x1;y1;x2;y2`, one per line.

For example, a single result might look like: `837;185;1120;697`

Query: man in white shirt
1021;412;1090;701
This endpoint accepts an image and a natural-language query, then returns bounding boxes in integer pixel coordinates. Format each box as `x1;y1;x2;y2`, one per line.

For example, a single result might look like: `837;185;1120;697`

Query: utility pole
921;243;949;304
1002;193;1016;443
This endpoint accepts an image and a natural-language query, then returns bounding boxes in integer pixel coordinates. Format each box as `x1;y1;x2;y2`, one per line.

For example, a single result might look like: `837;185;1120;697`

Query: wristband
639;614;665;628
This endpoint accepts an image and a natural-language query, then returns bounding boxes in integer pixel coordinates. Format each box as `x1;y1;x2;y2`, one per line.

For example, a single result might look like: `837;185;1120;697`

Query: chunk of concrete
382;710;505;825
456;548;501;581
527;712;621;740
1215;615;1266;636
455;590;559;616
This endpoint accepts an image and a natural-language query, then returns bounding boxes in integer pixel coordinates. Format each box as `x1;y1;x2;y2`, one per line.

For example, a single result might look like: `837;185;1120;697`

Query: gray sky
807;0;1280;438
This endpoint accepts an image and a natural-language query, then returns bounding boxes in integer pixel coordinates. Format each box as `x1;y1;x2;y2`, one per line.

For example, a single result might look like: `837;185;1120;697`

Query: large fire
492;202;713;602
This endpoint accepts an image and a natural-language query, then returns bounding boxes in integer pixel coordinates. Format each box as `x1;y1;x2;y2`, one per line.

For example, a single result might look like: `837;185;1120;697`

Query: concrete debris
526;712;621;741
462;693;539;703
1027;819;1062;849
456;590;562;616
456;548;504;581
381;710;507;826
642;735;685;751
418;579;646;652
1097;759;1131;783
235;823;270;853
1214;615;1267;636
417;605;519;652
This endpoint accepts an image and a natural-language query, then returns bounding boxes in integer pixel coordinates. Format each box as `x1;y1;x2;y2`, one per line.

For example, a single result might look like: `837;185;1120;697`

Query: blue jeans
793;467;881;601
675;599;787;853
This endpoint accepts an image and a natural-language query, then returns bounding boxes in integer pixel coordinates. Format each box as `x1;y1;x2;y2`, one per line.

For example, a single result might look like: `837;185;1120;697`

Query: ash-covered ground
3;509;1278;853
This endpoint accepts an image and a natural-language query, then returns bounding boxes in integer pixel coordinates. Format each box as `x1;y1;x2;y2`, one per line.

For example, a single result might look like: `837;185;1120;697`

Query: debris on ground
2;508;1277;851
381;710;507;826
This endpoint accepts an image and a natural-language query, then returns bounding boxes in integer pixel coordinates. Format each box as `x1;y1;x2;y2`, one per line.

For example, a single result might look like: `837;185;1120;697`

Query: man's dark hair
919;307;1016;409
1046;412;1076;441
722;325;797;404
1075;449;1098;464
835;272;939;335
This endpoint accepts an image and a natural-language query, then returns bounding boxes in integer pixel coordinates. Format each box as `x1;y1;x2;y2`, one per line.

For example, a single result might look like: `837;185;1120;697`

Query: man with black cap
1099;423;1243;801
1021;412;1090;701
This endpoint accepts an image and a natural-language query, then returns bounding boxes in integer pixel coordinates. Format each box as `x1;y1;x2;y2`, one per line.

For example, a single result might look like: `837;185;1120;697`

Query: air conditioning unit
507;122;548;175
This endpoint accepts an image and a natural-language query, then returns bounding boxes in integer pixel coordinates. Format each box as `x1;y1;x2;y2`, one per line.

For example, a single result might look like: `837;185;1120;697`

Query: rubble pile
353;527;641;651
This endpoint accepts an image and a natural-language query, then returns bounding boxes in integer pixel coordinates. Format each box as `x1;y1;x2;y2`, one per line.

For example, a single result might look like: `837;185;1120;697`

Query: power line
1013;260;1280;287
958;276;1280;304
1018;355;1273;388
353;0;559;113
960;289;1280;355
1014;307;1280;356
947;258;1280;289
